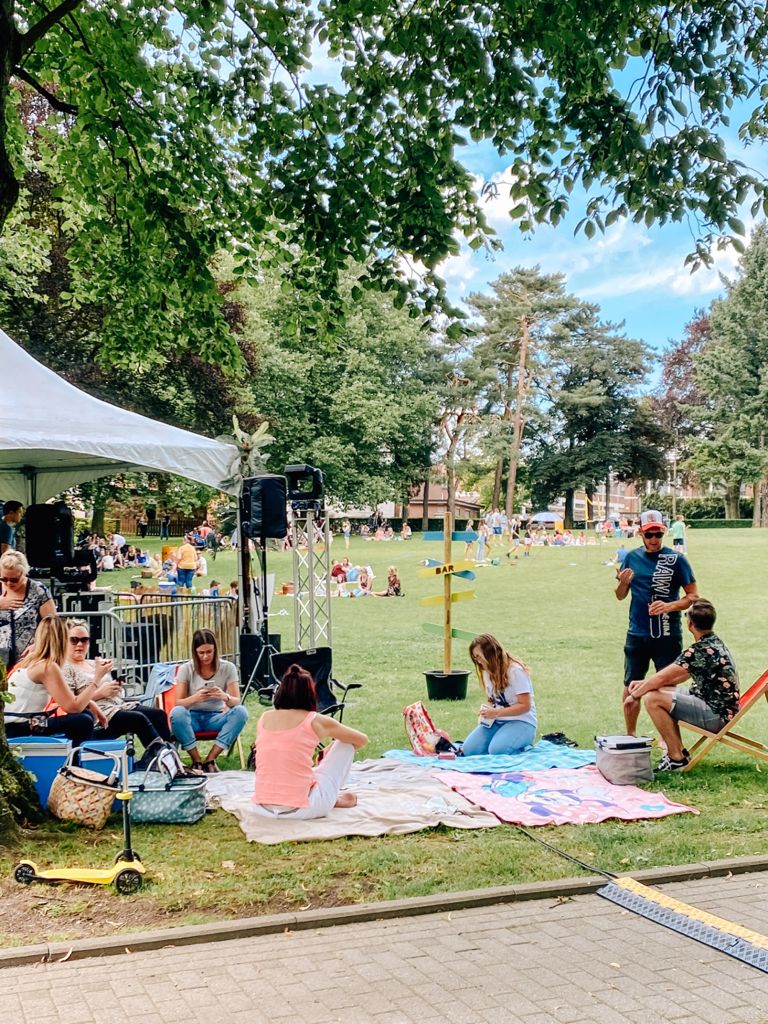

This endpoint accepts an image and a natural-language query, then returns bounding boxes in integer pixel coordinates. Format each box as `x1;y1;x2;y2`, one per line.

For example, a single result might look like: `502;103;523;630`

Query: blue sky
437;139;760;357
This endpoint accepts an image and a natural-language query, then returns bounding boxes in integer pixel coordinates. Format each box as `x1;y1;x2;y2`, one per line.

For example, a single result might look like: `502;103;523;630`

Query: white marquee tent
0;328;240;504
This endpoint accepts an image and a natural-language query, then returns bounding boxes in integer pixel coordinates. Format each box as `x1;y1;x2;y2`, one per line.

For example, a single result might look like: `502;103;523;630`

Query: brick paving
4;872;768;1024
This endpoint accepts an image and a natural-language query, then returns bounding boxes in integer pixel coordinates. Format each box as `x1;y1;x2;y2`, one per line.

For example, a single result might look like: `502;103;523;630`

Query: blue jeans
176;568;195;588
462;718;536;756
170;705;249;752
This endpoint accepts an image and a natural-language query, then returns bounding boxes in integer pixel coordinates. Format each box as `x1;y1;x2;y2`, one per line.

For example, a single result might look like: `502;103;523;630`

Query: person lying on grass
252;664;368;819
625;598;740;772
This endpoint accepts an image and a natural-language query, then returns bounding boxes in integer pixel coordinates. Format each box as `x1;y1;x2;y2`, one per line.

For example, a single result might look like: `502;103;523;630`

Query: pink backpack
403;701;458;756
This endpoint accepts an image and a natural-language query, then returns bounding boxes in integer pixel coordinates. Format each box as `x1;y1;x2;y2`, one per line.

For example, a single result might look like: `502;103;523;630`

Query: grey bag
595;735;653;786
127;754;207;824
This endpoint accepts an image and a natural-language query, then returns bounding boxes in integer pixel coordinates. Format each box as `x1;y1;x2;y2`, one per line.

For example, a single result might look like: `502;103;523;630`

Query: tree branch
18;0;83;56
12;66;78;115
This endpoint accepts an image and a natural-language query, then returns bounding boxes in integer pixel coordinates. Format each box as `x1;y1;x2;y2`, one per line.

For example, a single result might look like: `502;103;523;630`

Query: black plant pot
424;670;469;701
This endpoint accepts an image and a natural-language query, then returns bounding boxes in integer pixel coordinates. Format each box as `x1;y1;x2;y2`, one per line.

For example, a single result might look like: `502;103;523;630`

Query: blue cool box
8;735;71;808
10;736;133;810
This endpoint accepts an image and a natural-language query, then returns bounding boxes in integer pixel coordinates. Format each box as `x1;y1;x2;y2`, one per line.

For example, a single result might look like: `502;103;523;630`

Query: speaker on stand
240;475;287;700
24;501;75;570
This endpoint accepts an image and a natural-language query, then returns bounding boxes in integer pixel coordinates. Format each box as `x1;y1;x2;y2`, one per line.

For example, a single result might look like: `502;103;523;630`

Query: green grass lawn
2;528;768;946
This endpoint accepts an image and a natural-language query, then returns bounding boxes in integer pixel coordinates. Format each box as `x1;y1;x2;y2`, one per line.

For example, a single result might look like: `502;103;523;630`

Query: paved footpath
4;871;768;1024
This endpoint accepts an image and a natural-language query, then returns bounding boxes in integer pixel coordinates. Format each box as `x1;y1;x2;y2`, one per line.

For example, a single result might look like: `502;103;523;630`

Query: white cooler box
595;735;653;785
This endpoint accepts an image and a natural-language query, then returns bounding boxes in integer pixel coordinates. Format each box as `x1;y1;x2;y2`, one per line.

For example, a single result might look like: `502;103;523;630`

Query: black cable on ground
513;825;617;880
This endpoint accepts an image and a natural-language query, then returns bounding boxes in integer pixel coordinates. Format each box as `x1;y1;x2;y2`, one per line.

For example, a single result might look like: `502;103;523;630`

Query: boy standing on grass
625;599;739;771
614;510;698;737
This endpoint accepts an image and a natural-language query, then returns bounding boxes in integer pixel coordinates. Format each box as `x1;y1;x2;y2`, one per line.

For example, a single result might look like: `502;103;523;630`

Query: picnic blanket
204;760;501;844
383;739;596;773
436;765;698;826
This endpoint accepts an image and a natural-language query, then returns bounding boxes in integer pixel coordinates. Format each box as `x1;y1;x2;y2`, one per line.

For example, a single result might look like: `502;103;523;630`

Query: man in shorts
615;509;698;735
670;514;686;553
625;599;739;770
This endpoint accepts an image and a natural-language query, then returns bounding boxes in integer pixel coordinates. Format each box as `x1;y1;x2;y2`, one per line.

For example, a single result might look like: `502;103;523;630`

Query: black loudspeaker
25;501;75;568
239;632;282;687
243;474;287;538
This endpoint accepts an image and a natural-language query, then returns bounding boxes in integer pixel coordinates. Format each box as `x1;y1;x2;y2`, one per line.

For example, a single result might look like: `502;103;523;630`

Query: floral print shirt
675;633;740;722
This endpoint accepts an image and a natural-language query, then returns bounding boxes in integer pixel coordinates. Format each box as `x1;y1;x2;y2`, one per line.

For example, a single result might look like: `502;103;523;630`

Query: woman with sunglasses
63;620;171;764
0;551;57;669
5;616;100;750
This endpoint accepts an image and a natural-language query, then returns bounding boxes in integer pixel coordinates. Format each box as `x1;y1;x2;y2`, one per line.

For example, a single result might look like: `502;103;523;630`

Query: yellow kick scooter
14;743;146;895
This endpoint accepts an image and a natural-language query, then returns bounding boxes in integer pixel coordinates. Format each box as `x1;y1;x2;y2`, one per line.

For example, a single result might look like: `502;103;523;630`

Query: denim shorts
670;690;726;733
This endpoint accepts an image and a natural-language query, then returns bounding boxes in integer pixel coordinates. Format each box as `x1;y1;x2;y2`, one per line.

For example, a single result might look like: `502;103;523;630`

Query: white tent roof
0;328;240;503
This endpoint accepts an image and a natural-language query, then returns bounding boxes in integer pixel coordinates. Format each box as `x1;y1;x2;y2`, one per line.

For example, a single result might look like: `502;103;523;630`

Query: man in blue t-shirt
614;510;698;735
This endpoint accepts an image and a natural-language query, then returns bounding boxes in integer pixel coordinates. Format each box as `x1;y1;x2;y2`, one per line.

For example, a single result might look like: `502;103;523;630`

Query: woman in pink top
253;664;368;819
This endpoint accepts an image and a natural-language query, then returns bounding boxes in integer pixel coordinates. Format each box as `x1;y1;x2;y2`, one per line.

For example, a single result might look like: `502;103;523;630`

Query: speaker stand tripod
241;536;280;702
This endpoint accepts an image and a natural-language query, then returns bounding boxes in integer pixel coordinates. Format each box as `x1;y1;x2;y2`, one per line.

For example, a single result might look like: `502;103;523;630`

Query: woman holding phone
170;628;248;772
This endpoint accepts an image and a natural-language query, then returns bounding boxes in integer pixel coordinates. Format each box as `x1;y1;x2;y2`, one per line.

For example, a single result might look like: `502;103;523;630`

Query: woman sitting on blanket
461;633;537;756
252;664;368;819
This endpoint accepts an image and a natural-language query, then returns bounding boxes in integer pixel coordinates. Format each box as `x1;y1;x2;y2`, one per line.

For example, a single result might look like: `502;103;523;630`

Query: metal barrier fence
60;593;238;696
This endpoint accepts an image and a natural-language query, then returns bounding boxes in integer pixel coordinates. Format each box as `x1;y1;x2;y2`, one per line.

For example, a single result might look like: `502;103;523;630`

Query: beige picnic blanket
204;759;500;844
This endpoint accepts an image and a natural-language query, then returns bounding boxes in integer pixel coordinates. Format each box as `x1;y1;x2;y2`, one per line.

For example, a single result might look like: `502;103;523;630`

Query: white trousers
252;741;355;820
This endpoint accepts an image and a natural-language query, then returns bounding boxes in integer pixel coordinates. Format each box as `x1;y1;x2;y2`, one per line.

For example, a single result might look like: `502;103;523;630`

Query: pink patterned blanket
435;765;697;826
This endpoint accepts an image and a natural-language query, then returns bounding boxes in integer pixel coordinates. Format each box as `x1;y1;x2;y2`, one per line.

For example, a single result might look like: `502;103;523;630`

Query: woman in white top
461;633;538;756
5;616;116;755
169;628;249;773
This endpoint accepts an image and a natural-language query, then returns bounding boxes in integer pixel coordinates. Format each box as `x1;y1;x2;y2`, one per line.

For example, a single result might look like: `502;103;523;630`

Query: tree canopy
3;1;768;365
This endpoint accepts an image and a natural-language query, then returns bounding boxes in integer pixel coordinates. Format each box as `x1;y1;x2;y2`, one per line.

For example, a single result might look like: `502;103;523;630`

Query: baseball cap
639;510;665;534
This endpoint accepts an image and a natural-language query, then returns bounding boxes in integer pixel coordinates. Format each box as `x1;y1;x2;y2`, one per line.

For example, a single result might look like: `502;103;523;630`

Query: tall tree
651;311;711;511
527;304;666;526
690;225;768;523
466;268;574;518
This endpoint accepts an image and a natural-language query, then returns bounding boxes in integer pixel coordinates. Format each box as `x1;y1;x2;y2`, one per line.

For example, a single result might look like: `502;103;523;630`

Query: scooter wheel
14;863;35;885
114;869;142;895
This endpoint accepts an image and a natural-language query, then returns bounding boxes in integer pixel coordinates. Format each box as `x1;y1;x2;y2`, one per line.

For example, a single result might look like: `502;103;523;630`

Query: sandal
203;760;220;774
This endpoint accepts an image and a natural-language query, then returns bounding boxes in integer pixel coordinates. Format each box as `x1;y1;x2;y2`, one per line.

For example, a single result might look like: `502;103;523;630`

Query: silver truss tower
291;509;332;649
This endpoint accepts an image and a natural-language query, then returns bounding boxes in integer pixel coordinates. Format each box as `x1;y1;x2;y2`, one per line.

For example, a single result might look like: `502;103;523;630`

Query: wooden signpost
419;512;479;696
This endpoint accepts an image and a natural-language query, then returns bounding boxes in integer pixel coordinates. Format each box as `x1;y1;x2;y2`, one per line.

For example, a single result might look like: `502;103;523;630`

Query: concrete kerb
2;852;768;970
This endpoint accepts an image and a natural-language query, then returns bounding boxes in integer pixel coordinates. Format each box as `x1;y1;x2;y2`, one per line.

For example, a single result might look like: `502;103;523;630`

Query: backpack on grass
403;701;459;756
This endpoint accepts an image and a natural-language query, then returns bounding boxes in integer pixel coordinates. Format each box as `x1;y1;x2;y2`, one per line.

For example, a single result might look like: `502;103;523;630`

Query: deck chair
158;668;246;768
260;646;361;722
681;668;768;771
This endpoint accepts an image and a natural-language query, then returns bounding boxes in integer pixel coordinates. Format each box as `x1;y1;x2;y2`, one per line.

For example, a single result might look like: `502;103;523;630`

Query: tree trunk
585;487;594;527
724;482;740;520
757;434;768;528
564;489;574;530
0;668;46;845
91;479;110;536
421;479;430;532
492;457;503;510
446;461;457;523
0;10;21;239
604;472;611;520
505;316;530;520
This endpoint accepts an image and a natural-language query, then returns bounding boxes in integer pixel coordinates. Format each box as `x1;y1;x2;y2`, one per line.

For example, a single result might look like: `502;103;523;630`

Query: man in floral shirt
625;599;739;771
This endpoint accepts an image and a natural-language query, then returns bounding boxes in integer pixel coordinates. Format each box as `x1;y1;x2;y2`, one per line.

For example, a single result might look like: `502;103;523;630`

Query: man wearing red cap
614;510;698;735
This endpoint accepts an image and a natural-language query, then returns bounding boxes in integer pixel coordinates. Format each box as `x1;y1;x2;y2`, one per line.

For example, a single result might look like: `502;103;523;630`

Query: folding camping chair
259;646;361;721
681;668;768;771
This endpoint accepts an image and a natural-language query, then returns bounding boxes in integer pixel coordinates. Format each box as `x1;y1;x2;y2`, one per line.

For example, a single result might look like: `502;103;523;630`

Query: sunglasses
643;531;664;539
69;636;90;645
0;576;22;584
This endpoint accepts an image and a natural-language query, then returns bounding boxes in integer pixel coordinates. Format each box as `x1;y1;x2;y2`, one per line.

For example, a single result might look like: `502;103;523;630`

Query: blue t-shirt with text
620;546;695;639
